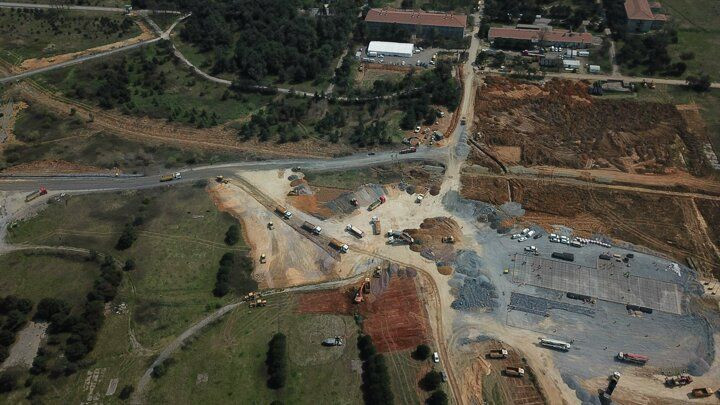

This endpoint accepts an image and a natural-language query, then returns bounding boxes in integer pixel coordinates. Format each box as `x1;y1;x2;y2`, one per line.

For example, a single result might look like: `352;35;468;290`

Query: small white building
367;41;414;58
563;59;581;69
588;64;601;73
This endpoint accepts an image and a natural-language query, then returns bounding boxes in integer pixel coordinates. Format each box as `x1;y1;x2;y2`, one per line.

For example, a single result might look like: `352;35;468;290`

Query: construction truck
329;238;349;253
442;236;455;243
275;206;293;219
260;254;267;264
373;267;382;277
617;352;648;365
25;187;48;202
215;175;230;184
387;230;414;245
160;172;181;182
487;349;509;359
371;217;381;235
539;338;571;351
399;147;417;154
368;195;386;211
691;388;713;398
363;277;371;294
665;374;692;387
346;224;365;238
249;298;267;308
416;193;425;203
322;336;344;346
504;367;525;377
302;221;322;235
350;198;359;207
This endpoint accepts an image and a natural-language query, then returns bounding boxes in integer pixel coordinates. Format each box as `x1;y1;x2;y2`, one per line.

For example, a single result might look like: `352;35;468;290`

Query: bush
357;335;376;361
0;372;17;393
412;344;431;360
0;346;8;363
29;378;49;398
119;384;134;400
266;333;287;389
426;390;448;405
224;224;240;245
115;223;137;250
123;259;136;271
419;370;443;391
151;363;166;379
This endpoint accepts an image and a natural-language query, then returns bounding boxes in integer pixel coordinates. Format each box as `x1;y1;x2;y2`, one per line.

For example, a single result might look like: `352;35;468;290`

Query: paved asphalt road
0;148;447;192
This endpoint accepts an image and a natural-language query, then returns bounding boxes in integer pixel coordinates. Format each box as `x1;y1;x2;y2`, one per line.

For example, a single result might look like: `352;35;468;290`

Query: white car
524;246;537;252
518;237;528;242
432;352;440;363
521;228;530;235
511;234;521;239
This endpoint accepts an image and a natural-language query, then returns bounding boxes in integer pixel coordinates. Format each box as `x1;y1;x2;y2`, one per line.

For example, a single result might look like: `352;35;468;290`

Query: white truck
302;221;322;235
275;206;292;219
329;238;349;253
346;224;365;238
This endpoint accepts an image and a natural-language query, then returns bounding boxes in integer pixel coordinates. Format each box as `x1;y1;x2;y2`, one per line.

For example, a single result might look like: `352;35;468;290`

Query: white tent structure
367;41;414;58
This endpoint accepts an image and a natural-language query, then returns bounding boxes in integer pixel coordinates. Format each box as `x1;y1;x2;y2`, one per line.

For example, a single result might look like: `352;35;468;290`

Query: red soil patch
296;276;430;352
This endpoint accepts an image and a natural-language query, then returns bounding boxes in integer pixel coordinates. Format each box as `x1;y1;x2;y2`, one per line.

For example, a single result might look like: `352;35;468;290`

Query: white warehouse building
367;41;414;58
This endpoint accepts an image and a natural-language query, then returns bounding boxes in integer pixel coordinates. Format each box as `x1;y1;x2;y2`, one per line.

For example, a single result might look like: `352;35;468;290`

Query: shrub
0;372;17;393
224;224;240;245
119;384;134;400
419;370;443;391
426;390;448;405
123;259;136;271
266;333;287;389
412;344;431;360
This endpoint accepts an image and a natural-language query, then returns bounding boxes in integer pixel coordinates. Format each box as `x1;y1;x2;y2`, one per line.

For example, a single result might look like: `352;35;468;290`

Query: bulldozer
354;278;370;303
249;298;267;308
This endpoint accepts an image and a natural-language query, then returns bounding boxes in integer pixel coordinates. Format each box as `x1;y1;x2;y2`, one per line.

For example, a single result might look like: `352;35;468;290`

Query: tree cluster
357;335;393;404
412;344;431;360
616;29;686;76
686;74;712;92
419;370;443;391
224;224;240;246
266;333;287;389
0;295;34;363
213;252;236;297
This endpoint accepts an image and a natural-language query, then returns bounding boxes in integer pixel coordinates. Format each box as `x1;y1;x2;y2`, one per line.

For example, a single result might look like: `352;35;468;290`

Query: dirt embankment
297;275;430;352
1;160;114;175
404;217;462;272
460;173;720;276
474;77;710;176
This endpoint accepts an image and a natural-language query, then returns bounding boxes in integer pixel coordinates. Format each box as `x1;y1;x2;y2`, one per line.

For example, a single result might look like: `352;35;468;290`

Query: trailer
664;374;692;387
399;147;417;154
540;338;571;351
617;352;648;365
302;221;322;235
551;252;575;262
160;172;181;182
368;195;386;211
322;336;344;346
25;187;48;202
371;217;381;235
691;388;713;398
346;224;365;238
487;349;508;359
329;238;349;253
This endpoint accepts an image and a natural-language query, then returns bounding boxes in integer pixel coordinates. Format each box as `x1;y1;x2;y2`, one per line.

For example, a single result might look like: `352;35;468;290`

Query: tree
116;223;137;250
123;259;136;271
412;344;431;360
0;372;17;393
686;74;712;92
426;390;448;405
357;335;376;361
266;333;287;389
119;384;134;400
29;378;49;398
225;224;240;245
419;370;443;391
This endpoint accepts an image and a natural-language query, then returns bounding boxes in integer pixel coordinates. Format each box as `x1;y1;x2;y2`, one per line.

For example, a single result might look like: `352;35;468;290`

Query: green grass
13;103;86;144
146;294;364;405
7;185;246;348
656;0;720;76
0;250;98;306
0;9;140;63
384;349;425;405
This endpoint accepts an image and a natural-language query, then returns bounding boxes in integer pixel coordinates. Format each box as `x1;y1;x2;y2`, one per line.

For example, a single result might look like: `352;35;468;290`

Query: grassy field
304;162;426;190
0;9;140;63
7;185;246;348
384;348;426;405
0;250;98;306
146;293;364;405
659;0;720;76
36;43;272;126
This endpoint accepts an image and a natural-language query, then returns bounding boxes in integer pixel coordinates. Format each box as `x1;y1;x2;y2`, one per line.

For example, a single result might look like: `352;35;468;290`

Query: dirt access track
297;274;431;352
473;77;711;177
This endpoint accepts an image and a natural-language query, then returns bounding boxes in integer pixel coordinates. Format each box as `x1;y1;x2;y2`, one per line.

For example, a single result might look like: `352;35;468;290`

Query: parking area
512;254;682;314
356;46;440;68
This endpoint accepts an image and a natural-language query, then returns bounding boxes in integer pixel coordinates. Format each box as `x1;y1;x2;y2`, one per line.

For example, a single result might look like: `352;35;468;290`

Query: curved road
0;148;447;192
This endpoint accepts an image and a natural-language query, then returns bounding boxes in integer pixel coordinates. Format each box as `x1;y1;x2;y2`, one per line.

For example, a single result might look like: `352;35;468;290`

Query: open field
661;0;720;77
146;293;364;405
0;250;98;306
7;185;247;348
0;9;140;64
474;77;710;176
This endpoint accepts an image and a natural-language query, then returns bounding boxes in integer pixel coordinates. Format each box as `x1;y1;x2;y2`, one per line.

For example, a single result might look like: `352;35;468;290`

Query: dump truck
215;175;230;184
691;388;713;398
540;338;571;351
322;336;344;346
399;147;417;154
275;206;292;219
617;352;648;365
368;195;386;211
249;298;267;308
442;236;455;243
329;238;349;253
302;221;322;235
363;277;371;294
25;187;48;202
504;367;525;377
460;116;467;125
346;224;365;238
371;217;381;235
350;198;359;206
488;349;508;359
665;374;692;387
160;172;181;182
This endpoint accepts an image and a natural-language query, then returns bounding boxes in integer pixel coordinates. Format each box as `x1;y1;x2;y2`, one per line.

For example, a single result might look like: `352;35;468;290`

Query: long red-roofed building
488;26;599;48
365;8;466;39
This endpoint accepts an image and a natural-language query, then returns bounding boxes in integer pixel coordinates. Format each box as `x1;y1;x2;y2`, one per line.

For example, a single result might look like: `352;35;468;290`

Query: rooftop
365;8;466;29
489;27;596;45
625;0;665;21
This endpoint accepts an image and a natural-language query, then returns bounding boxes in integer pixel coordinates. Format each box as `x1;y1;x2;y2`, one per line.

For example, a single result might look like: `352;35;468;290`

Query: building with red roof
488;27;599;48
624;0;667;32
365;8;466;39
